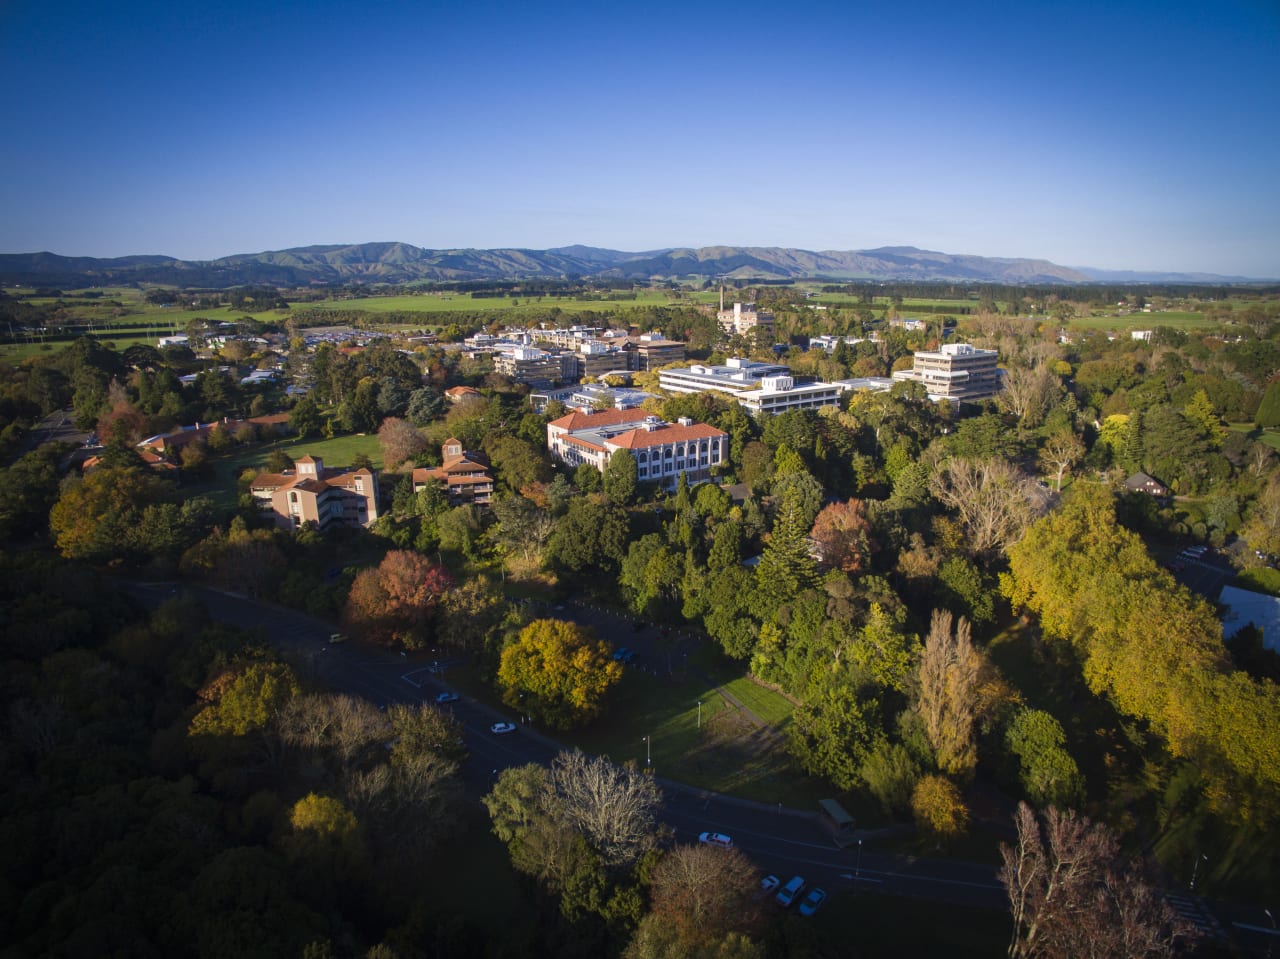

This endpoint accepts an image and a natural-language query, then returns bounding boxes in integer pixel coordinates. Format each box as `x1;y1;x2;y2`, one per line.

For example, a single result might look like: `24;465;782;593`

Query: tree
289;394;322;438
1242;476;1280;560
281;793;366;877
1255;380;1280;428
1006;709;1084;808
1000;803;1189;959
436;575;507;655
646;844;761;950
999;364;1062;429
344;550;454;649
486;434;552;494
189;661;300;762
498;619;624;730
916;609;981;778
547;749;663;866
406;386;446;426
278;692;391;775
1038;430;1084;492
929;457;1043;560
787;671;885;790
602;448;639;505
546;496;630;580
377;416;427;470
49;464;177;563
911;774;969;843
809;498;875;573
386;701;467;764
491;493;557;563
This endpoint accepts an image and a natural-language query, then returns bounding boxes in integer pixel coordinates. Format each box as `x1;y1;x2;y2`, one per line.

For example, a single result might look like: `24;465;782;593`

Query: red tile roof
548;408;652;432
608;423;726;449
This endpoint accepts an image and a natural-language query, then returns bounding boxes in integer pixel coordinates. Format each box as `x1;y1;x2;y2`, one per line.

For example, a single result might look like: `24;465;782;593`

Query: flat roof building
891;342;1002;403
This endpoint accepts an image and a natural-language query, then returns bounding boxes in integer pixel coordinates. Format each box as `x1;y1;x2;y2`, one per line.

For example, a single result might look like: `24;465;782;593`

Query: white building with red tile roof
547;409;727;488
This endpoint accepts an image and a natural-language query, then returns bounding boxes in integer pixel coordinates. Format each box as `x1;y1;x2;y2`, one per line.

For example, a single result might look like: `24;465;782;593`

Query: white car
698;832;733;848
435;692;459;704
490;722;517;734
776;875;806;908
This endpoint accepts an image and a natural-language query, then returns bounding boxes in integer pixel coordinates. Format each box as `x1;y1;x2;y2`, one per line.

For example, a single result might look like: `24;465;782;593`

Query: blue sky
1;0;1277;276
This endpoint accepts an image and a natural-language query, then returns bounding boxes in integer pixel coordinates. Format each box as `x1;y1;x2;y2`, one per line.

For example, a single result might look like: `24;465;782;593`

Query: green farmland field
1067;310;1212;331
297;290;699;315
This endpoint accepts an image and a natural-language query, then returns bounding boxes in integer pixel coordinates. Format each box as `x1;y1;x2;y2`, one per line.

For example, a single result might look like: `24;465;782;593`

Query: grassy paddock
1068;311;1212;331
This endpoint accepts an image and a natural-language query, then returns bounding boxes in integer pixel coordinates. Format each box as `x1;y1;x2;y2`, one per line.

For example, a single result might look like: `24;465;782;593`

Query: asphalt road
123;580;1280;948
120;579;1009;912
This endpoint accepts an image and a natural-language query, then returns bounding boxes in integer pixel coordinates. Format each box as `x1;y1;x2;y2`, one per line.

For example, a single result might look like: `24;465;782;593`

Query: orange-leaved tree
345;550;454;649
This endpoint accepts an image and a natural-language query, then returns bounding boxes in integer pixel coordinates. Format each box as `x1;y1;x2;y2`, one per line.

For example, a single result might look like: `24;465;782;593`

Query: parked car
797;887;827;916
759;875;780;896
776;875;805;907
490;722;517;734
612;647;630;661
698;832;733;848
435;692;459;704
327;633;347;644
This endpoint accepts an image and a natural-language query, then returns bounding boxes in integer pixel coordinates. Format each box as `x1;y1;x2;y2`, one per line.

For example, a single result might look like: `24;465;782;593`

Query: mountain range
0;243;1261;289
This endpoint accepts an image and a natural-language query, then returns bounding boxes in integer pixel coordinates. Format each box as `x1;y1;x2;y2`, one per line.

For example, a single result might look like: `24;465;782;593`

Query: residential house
1124;472;1171;499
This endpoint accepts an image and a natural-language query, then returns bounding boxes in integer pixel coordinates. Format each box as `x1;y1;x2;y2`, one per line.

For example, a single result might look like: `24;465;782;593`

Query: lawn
1229;422;1280;451
184;432;384;512
445;632;829;806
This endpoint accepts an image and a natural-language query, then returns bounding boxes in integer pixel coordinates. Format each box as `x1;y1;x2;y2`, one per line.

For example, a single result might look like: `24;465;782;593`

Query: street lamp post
1190;853;1208;891
697;700;702;729
856;839;863;887
1264;908;1275;959
644;735;650;766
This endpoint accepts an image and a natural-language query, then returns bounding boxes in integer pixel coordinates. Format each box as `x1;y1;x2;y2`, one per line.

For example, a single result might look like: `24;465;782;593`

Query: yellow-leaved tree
498;619;622;730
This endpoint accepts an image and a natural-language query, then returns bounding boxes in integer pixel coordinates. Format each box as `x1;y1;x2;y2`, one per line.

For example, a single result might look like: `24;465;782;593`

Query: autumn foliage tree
377;416;428;470
498;619;623;730
916;609;983;778
809;497;875;573
344;550;454;649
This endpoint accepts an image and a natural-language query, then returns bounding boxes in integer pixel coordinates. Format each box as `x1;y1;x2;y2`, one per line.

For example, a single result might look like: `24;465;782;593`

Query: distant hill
0;243;1261;289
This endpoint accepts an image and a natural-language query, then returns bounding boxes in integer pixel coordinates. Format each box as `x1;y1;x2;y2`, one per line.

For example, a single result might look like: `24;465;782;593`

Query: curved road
122;579;1006;911
122;578;1262;948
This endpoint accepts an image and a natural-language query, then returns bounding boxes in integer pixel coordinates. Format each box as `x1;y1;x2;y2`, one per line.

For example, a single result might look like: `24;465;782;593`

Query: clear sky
2;0;1277;276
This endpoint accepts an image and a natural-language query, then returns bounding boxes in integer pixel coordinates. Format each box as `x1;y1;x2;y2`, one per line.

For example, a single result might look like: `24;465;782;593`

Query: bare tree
1038;430;1085;492
547;750;663;866
929;457;1045;559
999;363;1064;429
917;609;981;777
279;693;390;775
377;416;428;470
647;843;762;949
1000;802;1191;959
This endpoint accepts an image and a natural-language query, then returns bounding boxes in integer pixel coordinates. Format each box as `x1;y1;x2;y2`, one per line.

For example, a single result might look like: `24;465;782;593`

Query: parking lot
1164;548;1237;600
